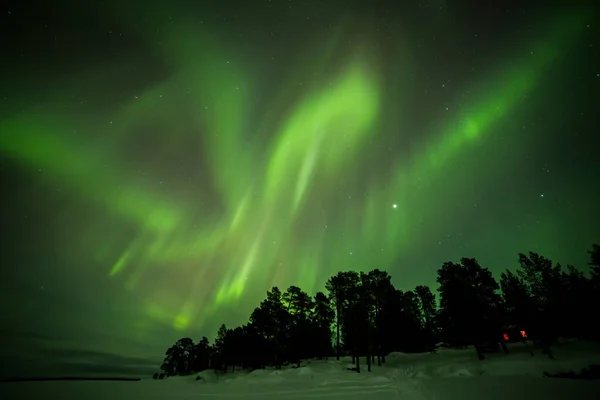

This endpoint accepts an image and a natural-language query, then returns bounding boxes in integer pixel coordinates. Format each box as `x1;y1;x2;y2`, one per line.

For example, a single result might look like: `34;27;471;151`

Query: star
392;204;397;208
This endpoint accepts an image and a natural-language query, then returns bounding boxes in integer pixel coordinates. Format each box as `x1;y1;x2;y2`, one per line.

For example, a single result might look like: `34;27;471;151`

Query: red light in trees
503;333;509;341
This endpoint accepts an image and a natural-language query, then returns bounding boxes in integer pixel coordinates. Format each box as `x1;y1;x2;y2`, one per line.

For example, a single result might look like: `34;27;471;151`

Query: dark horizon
0;328;160;379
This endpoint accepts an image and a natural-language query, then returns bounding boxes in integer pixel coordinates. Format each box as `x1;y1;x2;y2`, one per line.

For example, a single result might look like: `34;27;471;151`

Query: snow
3;340;600;400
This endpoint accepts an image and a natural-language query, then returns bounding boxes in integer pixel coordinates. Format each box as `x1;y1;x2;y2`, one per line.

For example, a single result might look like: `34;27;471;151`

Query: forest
156;244;600;378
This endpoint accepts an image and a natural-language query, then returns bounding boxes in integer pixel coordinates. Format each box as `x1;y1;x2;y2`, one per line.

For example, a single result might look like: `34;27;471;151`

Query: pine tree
415;285;437;349
312;291;334;359
283;285;314;365
437;258;502;359
160;338;195;376
325;271;359;360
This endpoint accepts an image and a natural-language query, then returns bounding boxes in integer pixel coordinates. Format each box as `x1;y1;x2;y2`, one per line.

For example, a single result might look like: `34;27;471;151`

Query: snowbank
2;341;600;400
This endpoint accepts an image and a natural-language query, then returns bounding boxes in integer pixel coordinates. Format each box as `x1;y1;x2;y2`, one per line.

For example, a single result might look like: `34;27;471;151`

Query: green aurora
0;2;597;357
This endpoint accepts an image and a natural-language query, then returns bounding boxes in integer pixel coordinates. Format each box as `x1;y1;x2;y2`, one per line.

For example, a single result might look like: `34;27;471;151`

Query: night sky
1;0;598;379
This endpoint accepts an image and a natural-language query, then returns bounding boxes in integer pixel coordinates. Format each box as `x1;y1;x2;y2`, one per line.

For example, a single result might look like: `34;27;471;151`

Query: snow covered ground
3;340;600;400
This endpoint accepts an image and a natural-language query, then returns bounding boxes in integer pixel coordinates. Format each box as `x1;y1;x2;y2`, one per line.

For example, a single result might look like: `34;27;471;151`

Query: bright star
392;204;397;208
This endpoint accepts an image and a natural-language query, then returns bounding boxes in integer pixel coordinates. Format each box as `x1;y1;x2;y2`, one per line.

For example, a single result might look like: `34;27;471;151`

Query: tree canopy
158;244;600;377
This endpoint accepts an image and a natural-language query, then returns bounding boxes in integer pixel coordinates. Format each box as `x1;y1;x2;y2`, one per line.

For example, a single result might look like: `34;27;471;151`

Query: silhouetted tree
312;291;334;359
249;287;290;369
587;244;600;338
560;265;592;338
336;272;362;369
192;336;211;372
398;290;427;351
377;287;399;356
158;244;600;375
226;326;247;372
212;324;229;371
326;271;359;361
367;269;394;365
515;252;564;346
282;285;314;366
500;269;534;330
161;337;195;376
415;285;438;349
437;258;502;359
358;271;376;372
240;323;269;369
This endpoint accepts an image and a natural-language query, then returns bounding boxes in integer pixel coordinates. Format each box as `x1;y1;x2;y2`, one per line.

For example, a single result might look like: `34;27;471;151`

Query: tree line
158;244;600;377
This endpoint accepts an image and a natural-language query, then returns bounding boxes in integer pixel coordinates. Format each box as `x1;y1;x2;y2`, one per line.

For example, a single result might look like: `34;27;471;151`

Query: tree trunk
366;324;372;372
374;306;380;368
356;351;361;373
336;303;341;361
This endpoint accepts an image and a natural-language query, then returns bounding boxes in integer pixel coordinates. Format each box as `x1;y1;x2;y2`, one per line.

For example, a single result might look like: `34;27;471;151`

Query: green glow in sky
0;6;591;338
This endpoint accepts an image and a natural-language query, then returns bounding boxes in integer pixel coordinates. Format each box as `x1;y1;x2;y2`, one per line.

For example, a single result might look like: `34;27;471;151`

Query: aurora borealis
1;0;599;377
